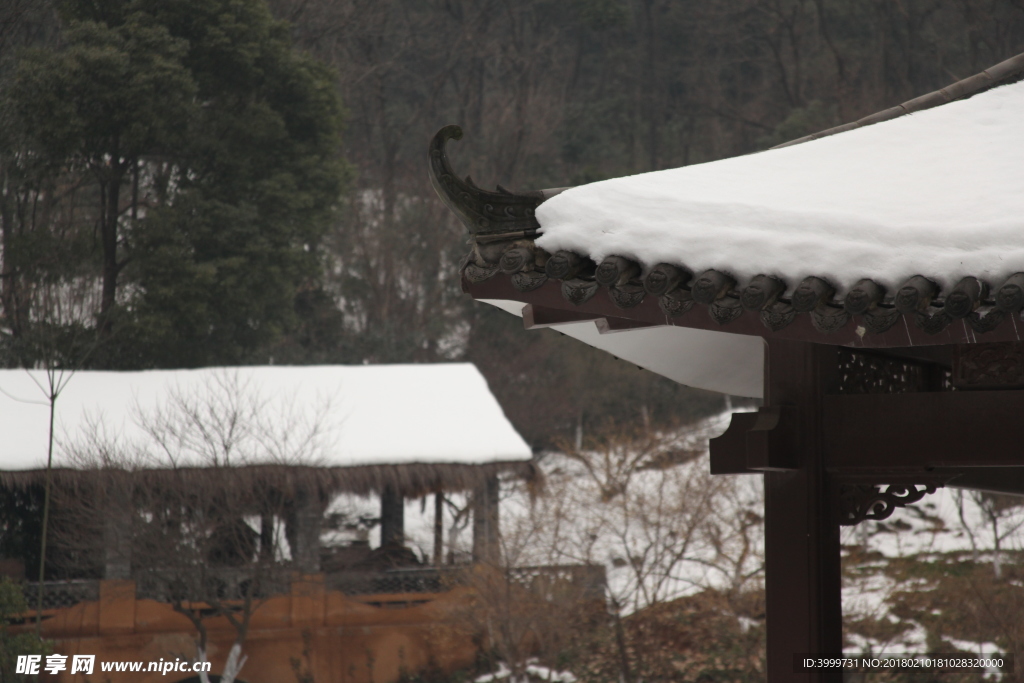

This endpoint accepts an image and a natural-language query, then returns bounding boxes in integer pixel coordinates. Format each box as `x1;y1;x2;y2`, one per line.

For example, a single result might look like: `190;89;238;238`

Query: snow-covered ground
325;410;1023;675
841;485;1024;663
474;660;577;683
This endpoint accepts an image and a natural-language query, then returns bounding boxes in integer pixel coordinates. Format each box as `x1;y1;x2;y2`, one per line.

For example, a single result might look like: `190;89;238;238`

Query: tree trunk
433;492;443;566
612;600;633;683
99;173;122;332
220;642;248;683
0;165;16;337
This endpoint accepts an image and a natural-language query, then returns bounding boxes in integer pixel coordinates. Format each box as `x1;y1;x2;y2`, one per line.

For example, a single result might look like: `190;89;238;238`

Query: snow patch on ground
475;661;577;683
315;410;1021;672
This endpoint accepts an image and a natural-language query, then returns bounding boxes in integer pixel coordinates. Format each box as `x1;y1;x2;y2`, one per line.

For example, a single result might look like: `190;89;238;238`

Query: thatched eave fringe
0;460;541;501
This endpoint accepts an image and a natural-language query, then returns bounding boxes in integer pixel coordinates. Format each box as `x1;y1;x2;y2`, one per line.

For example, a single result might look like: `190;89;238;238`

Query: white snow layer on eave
480;299;765;398
0;364;531;472
535;79;1024;294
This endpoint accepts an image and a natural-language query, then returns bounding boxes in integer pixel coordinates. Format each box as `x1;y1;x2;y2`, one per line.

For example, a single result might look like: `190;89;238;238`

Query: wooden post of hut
380;485;404;548
433;492;444;566
430;51;1024;683
287;485;322;573
471;475;500;565
0;363;536;629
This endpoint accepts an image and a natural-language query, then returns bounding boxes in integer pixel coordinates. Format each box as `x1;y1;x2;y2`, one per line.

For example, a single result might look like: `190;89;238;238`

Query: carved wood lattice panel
836;349;930;394
952;342;1024;389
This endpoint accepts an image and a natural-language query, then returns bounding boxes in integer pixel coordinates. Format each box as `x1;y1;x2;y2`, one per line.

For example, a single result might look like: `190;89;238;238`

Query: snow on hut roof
0;364;531;473
535;71;1024;296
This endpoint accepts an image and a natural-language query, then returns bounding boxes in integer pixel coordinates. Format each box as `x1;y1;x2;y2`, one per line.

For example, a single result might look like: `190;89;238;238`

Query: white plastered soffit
478;298;765;399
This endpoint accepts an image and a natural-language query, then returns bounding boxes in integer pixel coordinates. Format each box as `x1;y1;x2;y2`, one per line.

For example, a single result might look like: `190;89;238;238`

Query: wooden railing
19;563;605;610
21;579;99;611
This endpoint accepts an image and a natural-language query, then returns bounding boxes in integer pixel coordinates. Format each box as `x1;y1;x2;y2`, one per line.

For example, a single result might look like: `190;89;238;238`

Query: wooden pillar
287;485;321;573
380;486;404;547
434;493;444;566
762;340;842;683
472;475;500;565
259;514;275;563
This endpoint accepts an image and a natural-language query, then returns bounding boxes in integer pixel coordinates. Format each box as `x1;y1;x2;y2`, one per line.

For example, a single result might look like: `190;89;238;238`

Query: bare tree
492;417;765;678
954;489;1024;580
56;370;334;683
509;421;763;612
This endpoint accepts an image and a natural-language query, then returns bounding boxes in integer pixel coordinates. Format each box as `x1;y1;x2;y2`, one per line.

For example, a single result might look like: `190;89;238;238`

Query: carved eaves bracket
711;410;953;525
837;481;944;526
709;407;799;474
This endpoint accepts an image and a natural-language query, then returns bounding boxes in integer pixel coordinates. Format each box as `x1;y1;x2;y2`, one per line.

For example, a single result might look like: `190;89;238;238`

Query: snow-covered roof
431;53;1024;398
0;364;531;473
536;65;1024;296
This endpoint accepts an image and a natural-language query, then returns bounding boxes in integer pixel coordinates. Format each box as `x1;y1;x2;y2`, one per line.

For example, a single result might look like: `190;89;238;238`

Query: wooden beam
522;304;660;333
466;273;1024;349
594;317;662;333
942;468;1024;497
717;392;1024;472
522;304;603;329
823;391;1024;470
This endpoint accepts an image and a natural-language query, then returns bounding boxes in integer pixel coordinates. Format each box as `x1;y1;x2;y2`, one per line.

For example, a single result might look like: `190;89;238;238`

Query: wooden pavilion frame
1;458;529;583
430;52;1024;682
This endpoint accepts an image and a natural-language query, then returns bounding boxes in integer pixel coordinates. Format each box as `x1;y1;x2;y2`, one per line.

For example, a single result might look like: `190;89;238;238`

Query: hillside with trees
2;0;1024;447
0;0;347;370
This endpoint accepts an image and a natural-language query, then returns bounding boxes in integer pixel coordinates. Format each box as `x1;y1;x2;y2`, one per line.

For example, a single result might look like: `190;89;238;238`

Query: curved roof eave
430;52;1024;368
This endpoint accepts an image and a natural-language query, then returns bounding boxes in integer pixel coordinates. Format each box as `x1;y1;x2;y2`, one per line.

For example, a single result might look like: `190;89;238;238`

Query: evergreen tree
2;0;349;368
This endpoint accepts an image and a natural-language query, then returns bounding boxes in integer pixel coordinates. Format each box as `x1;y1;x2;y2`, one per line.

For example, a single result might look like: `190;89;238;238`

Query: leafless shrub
52;370;334;683
469;417;765;680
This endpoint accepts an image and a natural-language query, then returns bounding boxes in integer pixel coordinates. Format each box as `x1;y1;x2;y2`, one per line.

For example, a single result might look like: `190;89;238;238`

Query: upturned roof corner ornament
429;125;547;240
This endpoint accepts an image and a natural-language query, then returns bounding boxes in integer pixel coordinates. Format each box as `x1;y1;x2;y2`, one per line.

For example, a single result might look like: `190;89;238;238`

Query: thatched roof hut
0;363;534;495
0;364;534;576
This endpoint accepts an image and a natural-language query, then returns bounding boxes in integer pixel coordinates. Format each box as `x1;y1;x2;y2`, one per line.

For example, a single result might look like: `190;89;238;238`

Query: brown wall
27;577;478;683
